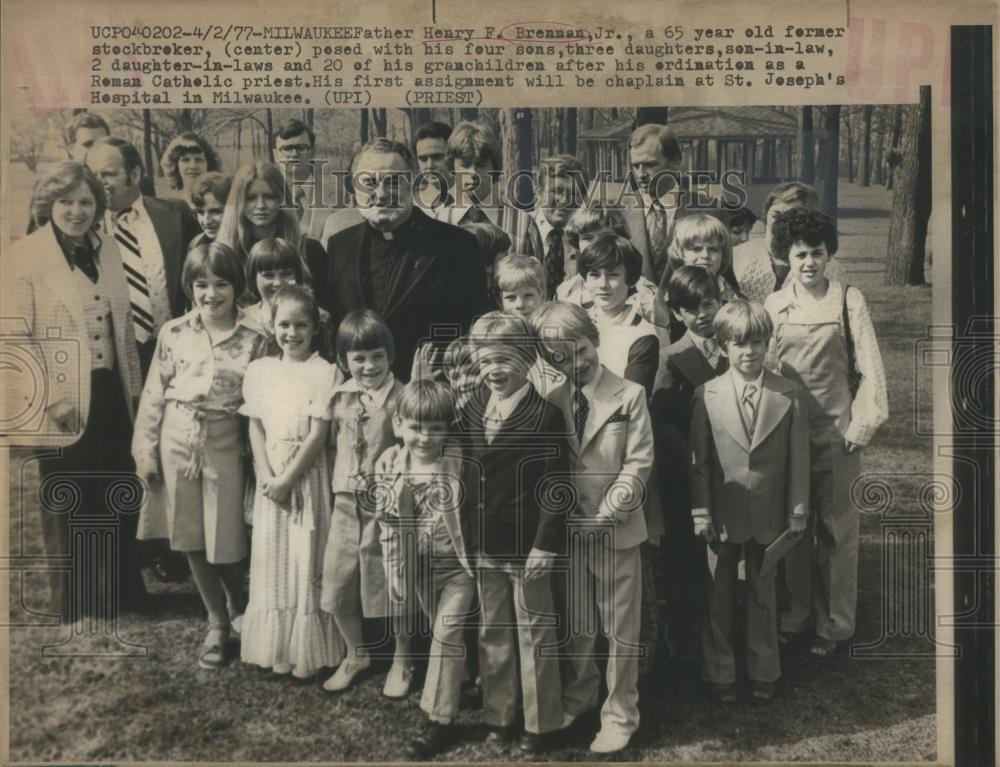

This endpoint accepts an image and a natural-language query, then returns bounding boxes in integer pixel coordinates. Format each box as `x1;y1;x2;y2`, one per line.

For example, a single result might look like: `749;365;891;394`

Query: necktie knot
702;337;719;366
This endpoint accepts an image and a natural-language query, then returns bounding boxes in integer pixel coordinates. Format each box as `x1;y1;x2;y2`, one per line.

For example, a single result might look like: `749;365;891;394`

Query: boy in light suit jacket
531;301;654;754
689;300;810;703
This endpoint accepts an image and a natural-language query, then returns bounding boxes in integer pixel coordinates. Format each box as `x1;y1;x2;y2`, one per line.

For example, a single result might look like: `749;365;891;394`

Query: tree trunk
873;109;886;185
553;109;565;154
177;109;194;133
844;109;855;183
761;139;773;179
862;105;873;186
886;105;904;190
500;108;534;209
635;107;668;126
142;109;154;177
564;108;577;156
265;109;274;162
819;106;840;216
304;108;314;133
885;88;931;285
372;108;388;138
459;108;478;122
360;109;369;144
795;106;815;183
414;108;434;126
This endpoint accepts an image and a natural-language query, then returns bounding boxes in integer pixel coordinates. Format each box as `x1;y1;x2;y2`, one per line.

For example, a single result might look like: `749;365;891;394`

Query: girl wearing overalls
764;208;888;657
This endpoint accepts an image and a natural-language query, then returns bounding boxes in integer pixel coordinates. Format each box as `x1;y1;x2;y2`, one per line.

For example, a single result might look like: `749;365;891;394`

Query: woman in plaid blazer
6;162;144;620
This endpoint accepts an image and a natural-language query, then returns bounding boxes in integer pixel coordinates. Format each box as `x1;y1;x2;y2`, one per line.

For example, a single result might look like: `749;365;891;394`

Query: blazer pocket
606;409;630;424
600;421;628;449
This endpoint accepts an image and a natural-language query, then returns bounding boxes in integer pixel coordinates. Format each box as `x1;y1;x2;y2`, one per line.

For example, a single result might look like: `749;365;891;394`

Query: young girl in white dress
240;285;344;678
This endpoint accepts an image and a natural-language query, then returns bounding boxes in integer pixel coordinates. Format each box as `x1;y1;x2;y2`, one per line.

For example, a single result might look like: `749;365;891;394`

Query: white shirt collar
341;372;396;408
590;300;641;329
533;207;557;241
486;380;532;423
730;366;764;396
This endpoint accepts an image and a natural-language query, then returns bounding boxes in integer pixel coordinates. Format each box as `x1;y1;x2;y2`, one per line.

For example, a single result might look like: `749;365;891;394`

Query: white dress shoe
590;727;633;754
382;662;414;698
322;656;371;692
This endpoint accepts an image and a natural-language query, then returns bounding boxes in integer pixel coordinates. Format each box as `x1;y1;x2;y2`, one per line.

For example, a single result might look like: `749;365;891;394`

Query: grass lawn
7;182;937;763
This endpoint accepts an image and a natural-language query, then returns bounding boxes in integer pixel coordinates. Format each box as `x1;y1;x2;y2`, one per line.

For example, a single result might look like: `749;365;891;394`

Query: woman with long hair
216;161;324;281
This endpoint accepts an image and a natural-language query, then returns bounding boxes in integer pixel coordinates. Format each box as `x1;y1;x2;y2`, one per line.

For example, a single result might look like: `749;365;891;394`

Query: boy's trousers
477;558;564;734
414;562;476;723
561;529;642;737
702;540;780;685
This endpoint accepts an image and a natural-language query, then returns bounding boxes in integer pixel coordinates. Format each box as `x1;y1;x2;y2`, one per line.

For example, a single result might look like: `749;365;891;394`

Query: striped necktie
645;202;668;269
114;208;154;344
742;383;758;438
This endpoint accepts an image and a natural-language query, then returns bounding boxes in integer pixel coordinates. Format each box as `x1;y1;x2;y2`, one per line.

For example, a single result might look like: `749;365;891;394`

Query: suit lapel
750;371;792;451
40;225;86;331
623;205;654;280
707;377;752;453
544;378;579;458
580;370;623;451
143;198;183;308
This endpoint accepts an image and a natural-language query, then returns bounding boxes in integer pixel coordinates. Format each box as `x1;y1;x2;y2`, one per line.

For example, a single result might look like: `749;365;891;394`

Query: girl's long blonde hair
217;161;303;263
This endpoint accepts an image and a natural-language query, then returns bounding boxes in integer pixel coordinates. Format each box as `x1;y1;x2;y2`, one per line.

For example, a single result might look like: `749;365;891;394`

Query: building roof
579;107;798;142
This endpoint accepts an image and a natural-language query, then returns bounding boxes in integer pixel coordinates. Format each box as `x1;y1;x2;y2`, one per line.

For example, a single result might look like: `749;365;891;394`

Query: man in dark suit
624;123;686;285
87;137;200;373
489;154;589;299
316;138;489;380
88;136;199;585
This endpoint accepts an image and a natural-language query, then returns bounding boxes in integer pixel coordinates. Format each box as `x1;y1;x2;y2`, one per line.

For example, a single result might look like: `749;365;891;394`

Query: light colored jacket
689;369;810;544
2;223;142;447
544;366;654;550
